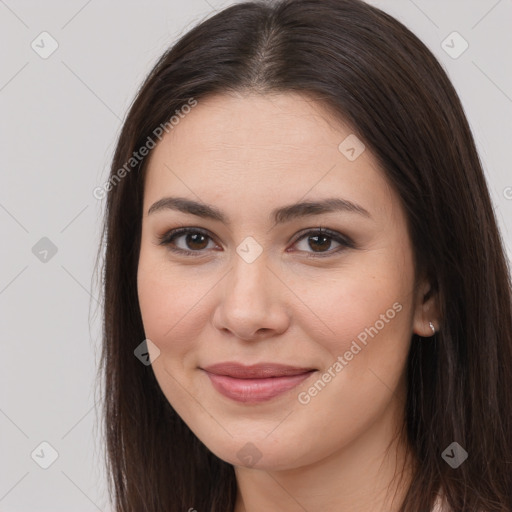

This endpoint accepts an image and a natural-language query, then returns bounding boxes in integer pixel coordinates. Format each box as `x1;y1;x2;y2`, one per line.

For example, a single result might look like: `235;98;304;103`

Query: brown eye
181;232;209;250
158;228;217;256
305;233;333;252
291;228;354;257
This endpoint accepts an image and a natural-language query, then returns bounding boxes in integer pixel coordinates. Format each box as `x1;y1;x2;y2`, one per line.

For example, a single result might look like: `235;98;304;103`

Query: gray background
1;0;511;510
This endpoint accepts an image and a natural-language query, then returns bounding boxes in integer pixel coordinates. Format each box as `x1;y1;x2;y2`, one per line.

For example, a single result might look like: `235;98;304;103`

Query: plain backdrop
1;0;511;510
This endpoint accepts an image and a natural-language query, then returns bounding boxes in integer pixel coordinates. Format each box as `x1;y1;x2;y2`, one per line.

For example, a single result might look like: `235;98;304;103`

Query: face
137;91;434;471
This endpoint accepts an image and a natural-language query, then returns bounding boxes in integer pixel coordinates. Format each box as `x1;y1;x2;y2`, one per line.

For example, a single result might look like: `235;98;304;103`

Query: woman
95;0;512;510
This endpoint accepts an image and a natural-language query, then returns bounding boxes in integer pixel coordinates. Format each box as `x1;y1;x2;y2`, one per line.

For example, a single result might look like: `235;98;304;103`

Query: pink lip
201;362;316;403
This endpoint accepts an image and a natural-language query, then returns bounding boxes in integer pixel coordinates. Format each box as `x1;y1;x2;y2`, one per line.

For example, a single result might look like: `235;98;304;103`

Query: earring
429;321;436;336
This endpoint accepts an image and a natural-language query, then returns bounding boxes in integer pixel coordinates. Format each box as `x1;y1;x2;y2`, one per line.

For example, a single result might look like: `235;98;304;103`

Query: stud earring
429;321;436;336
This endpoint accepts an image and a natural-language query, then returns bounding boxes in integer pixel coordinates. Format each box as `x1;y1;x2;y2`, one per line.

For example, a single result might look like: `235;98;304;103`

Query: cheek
291;254;413;362
137;264;173;341
137;255;214;358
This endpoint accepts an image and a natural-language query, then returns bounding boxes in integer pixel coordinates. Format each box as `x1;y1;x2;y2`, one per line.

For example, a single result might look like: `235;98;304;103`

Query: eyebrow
147;196;371;224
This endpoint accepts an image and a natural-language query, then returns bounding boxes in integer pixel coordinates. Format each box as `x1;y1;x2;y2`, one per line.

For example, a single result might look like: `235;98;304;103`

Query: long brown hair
93;0;512;510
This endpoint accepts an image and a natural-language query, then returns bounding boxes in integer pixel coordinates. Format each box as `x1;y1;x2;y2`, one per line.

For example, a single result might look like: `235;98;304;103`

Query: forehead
142;91;396;222
154;91;356;156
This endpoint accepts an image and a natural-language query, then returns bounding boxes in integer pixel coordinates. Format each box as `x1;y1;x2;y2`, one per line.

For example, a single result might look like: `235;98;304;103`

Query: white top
432;494;451;512
432;494;488;512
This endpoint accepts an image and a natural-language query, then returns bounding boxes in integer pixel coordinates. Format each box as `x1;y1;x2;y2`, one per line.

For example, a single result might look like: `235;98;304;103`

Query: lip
201;362;317;403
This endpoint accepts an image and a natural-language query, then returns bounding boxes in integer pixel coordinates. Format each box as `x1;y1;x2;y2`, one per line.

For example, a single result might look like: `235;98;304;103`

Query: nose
211;253;291;341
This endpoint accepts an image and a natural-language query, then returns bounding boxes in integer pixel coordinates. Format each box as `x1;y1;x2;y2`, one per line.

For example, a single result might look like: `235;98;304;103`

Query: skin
137;91;439;512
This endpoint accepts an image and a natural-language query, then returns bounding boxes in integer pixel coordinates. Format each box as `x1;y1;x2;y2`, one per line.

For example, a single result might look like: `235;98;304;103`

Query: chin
203;436;313;471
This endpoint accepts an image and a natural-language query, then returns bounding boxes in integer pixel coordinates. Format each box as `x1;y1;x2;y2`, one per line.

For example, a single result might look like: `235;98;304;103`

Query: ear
412;275;440;337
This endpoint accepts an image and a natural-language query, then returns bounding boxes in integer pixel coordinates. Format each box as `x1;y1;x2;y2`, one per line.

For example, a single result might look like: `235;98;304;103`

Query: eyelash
156;226;355;258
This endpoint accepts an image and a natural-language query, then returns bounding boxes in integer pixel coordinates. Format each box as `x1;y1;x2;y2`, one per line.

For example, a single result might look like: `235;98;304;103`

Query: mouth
200;362;317;403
